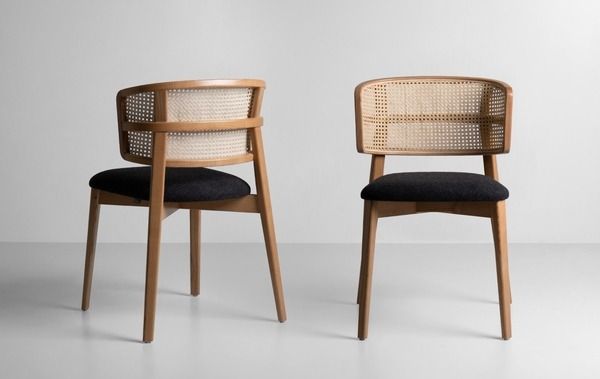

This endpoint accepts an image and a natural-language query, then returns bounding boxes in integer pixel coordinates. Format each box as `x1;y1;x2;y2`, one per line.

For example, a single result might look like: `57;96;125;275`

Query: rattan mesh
124;88;253;160
357;78;508;155
125;92;155;158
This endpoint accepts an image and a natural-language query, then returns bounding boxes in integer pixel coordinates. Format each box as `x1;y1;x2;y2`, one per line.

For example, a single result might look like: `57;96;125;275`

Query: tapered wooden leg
81;189;101;311
492;201;512;340
259;204;287;322
357;257;366;304
251;127;286;322
357;203;371;304
143;201;164;343
358;201;378;340
190;209;201;297
491;214;512;304
142;132;167;343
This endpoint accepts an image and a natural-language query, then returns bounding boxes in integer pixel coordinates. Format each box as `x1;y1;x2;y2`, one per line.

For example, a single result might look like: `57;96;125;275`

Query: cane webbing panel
165;88;252;160
123;88;253;160
125;92;154;158
357;78;508;155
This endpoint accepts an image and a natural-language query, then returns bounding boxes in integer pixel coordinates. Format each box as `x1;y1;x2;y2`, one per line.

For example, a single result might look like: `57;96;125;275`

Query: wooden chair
81;79;286;343
354;76;513;340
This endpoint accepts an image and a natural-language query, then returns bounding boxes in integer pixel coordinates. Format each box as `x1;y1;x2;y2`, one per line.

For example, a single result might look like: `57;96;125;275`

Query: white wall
1;0;599;243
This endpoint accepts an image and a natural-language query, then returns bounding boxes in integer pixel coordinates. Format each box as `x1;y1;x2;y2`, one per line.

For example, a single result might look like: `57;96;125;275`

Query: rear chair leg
190;209;201;296
81;189;101;311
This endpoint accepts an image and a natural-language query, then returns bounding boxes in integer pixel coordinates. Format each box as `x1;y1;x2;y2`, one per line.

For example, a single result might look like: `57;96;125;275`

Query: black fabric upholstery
90;167;251;202
361;172;509;202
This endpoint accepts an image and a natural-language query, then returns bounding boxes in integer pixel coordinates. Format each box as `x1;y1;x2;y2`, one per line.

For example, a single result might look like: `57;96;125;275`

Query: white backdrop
1;0;599;243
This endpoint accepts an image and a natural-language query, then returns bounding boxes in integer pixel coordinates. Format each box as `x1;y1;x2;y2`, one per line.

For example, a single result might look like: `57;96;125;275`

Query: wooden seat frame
354;76;513;341
81;79;286;343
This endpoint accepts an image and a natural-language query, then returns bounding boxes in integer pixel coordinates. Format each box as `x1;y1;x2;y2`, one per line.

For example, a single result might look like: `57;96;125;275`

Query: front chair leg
81;189;101;311
143;202;164;343
491;214;512;304
492;201;512;340
190;209;201;296
358;200;378;340
356;202;372;304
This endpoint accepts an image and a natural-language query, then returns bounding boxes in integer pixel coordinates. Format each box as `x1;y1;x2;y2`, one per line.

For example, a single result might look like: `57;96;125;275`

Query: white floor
0;243;599;378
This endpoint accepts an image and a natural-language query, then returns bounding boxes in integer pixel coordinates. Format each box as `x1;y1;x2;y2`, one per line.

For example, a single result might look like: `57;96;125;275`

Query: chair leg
358;200;378;340
491;201;512;340
81;189;101;311
251;127;286;322
259;201;287;322
491;214;512;304
142;202;164;343
357;258;366;304
190;209;201;297
356;203;371;304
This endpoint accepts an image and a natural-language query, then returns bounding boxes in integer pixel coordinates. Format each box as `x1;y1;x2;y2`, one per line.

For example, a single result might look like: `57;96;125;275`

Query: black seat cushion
90;167;251;202
361;172;509;202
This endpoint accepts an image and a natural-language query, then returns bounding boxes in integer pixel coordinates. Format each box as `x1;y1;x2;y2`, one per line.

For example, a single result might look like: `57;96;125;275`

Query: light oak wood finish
485;155;512;305
355;76;513;341
83;79;286;342
492;201;511;339
357;155;385;304
122;117;263;133
97;191;259;213
248;86;286;322
355;76;512;156
251;127;287;322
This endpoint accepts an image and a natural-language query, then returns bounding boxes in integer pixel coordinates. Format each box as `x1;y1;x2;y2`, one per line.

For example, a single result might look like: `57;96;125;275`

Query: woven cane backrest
355;77;512;155
117;80;263;166
124;91;155;159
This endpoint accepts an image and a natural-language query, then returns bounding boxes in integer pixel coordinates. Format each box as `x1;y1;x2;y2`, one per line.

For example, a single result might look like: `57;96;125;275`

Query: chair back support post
483;155;499;180
248;86;268;200
250;128;269;207
247;86;287;322
142;131;167;342
369;155;385;182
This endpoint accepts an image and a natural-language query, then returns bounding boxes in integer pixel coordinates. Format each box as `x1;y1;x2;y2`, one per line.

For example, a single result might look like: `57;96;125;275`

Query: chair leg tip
142;335;154;343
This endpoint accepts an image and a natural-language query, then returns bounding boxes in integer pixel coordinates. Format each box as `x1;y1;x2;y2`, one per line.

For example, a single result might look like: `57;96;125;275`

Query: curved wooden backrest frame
355;76;513;156
116;79;265;167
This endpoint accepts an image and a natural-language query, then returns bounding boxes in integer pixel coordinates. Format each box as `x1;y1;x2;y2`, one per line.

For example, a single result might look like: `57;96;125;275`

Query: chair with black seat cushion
81;79;286;343
354;76;513;340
